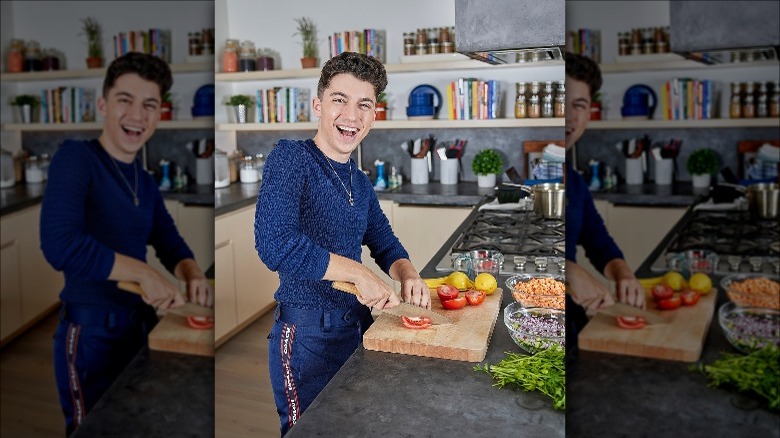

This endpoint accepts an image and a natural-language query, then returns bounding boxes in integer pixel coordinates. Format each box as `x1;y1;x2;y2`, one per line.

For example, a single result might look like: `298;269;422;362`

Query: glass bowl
503;301;565;354
720;273;780;310
506;274;565;310
718;301;780;354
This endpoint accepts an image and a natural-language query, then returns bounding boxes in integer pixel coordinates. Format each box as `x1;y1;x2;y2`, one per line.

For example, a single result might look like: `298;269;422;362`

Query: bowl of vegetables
503;301;565;354
718;301;780;353
506;274;565;310
720;273;780;310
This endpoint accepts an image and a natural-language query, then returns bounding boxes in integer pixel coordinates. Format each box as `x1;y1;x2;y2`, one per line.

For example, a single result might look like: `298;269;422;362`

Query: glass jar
239;40;256;71
770;81;780;118
554;80;566;117
7;39;25;73
729;82;742;118
528;82;541;118
256;48;275;71
514;82;527;119
222;39;239;72
403;33;414;56
756;81;768;118
24;40;43;71
239;155;259;183
415;29;427;45
618;32;629;56
41;48;60;71
40;153;50;181
742;82;755;118
255;153;265;181
541;81;554;117
25;156;44;184
439;27;451;43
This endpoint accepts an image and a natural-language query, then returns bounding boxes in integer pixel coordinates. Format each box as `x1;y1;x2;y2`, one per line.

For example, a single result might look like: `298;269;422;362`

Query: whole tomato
652;284;674;302
441;296;467;310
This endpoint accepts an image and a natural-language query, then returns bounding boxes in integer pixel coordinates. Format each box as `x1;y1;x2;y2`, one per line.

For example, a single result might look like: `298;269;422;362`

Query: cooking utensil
331;281;453;325
746;183;779;219
437;147;447;160
597;302;669;325
532;183;565;218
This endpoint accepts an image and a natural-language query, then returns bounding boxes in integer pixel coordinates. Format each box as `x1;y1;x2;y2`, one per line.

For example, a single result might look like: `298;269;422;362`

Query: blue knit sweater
255;139;409;310
565;165;624;274
40;139;193;308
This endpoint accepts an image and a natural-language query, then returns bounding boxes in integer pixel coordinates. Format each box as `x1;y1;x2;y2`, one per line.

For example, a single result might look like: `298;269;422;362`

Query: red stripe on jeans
280;323;300;428
66;323;85;428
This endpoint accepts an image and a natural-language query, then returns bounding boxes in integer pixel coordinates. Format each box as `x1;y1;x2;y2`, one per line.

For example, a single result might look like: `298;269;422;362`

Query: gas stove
435;209;565;276
650;210;780;276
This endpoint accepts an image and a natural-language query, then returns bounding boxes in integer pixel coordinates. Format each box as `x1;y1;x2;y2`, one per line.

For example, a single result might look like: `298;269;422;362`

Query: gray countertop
69;348;214;438
591;182;705;206
567;205;780;437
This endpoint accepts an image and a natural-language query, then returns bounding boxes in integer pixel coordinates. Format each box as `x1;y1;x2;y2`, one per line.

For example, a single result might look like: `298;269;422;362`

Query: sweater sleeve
362;194;409;274
254;142;330;280
578;189;624;274
39;142;115;279
146;189;194;274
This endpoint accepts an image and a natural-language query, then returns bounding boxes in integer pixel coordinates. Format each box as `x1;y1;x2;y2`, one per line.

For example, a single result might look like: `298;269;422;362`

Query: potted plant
10;94;40;123
80;17;104;69
226;95;252;123
375;92;388;121
160;92;173;121
686;148;719;188
472;149;503;188
293;16;318;68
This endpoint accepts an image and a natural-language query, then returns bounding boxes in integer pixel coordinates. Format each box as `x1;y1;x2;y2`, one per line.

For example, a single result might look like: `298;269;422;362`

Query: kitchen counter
216;180;491;217
567;205;780;437
285;206;565;437
591;181;705;206
70;348;214;438
0;182;214;216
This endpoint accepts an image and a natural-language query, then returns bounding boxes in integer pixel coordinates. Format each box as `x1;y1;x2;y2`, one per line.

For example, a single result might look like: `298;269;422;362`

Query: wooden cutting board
362;289;503;362
148;302;215;357
578;289;717;362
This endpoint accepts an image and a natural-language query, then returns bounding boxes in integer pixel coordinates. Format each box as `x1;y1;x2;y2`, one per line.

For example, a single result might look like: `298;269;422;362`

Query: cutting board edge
149;337;215;357
363;339;487;363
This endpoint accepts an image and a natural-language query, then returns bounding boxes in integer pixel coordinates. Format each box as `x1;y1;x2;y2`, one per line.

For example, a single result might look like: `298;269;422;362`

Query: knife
332;281;453;325
598;302;669;325
117;281;213;314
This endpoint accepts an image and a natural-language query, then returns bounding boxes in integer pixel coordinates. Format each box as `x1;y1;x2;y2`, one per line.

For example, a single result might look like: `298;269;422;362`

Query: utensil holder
654;158;673;185
196;158;214;185
411;158;429;185
440;159;458;185
625;158;644;185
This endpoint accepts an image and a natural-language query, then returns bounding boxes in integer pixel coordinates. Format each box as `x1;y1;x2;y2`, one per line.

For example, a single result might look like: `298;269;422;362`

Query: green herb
226;95;252;106
686;148;719;175
10;94;40;107
690;345;780;410
79;16;103;59
475;345;566;410
293;16;318;58
471;148;503;176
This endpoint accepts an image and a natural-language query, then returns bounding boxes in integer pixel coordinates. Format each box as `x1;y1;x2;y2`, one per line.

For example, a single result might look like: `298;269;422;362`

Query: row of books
327;29;386;63
445;78;501;120
39;87;97;124
660;78;718;120
566;28;601;63
112;29;172;62
255;87;311;124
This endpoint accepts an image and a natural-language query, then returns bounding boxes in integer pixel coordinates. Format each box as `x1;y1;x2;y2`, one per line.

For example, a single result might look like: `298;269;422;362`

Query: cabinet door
1;237;23;341
215;217;237;342
606;205;686;274
17;205;63;322
176;204;215;275
392;204;472;273
361;199;397;291
233;207;278;323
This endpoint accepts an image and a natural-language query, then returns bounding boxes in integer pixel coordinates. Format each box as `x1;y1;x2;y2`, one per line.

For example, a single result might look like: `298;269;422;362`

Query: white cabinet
1;236;23;341
214;235;237;342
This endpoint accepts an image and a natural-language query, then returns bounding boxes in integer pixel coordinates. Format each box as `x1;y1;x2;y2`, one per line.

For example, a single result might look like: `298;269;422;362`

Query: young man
40;52;214;435
255;52;430;436
564;53;645;344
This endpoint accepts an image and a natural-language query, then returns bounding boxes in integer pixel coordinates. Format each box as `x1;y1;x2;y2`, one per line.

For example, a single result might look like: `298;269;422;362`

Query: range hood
454;0;565;65
669;0;779;64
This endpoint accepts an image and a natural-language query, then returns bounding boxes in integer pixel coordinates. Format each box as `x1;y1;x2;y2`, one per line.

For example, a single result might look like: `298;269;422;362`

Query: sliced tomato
616;315;646;329
680;289;701;306
656;295;681;310
651;284;674;302
465;289;486;306
401;316;432;329
186;315;215;330
441;296;467;310
436;285;460;301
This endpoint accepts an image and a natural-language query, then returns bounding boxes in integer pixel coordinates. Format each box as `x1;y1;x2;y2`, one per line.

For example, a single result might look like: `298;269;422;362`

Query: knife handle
332;281;361;297
118;281;148;298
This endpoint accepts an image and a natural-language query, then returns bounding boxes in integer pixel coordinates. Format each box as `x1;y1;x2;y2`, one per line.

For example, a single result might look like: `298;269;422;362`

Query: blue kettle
621;84;657;119
406;84;442;119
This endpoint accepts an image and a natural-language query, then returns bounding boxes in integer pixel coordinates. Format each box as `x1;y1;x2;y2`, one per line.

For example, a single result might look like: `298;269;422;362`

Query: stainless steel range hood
454;0;565;65
669;0;780;64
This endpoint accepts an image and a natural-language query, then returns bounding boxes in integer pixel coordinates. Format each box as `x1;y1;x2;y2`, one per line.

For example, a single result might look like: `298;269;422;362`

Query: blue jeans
267;303;373;436
53;302;158;436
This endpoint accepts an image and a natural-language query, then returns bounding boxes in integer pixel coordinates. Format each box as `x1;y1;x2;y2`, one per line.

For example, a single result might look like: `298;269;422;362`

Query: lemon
474;273;498;295
689;273;713;294
445;271;473;290
662;271;686;291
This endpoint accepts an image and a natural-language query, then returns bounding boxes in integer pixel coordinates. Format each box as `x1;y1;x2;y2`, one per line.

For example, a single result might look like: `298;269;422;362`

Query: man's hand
389;259;431;310
605;259;646;309
175;259;214;308
138;270;186;311
354;274;398;310
565;260;614;314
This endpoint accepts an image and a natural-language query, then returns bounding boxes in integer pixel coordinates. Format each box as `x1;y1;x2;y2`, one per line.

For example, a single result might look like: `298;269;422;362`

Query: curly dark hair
102;52;173;98
317;52;387;99
565;52;602;98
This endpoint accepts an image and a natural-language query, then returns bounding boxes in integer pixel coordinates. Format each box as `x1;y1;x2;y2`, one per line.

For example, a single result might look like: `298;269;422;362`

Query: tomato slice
436;285;460;301
651;284;674;302
680;289;701;306
465;289;486;306
616;315;646;329
401;316;432;329
441;296;467;310
656;295;681;310
186;315;215;330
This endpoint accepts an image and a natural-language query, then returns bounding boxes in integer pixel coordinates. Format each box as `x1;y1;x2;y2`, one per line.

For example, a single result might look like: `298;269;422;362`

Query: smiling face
312;73;376;162
97;73;162;162
565;74;592;149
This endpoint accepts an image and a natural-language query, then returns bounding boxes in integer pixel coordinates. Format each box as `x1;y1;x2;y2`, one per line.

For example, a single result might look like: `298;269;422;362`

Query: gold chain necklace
110;156;139;206
324;156;353;206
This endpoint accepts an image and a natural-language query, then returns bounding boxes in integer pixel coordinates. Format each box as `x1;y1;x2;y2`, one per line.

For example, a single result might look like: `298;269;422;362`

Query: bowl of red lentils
720;274;780;310
506;274;565;310
504;302;565;354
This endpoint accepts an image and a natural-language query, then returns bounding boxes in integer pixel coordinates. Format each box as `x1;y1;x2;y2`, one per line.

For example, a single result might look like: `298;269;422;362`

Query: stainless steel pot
747;183;779;219
532;183;565;218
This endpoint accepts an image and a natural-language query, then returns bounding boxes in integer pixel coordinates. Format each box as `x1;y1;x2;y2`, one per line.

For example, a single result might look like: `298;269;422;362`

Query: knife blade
598;302;669;325
332;281;453;325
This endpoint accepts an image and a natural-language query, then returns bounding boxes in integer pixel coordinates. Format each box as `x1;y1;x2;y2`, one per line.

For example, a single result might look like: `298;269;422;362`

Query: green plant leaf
472;149;503;175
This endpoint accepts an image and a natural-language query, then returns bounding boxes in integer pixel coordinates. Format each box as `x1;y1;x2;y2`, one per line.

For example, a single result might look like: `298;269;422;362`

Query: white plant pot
691;173;711;188
477;173;496;188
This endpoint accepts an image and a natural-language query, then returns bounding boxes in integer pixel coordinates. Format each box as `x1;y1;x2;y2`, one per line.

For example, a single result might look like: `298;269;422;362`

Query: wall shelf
0;63;212;82
588;118;780;129
216;118;563;131
599;58;778;74
1;119;214;131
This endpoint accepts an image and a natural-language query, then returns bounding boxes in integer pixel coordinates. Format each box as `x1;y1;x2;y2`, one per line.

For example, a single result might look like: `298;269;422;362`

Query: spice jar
256;48;274;71
770;81;780;118
439;27;450;43
541;81;554;118
222;39;239;72
514;82;527;119
618;32;629;56
742;82;756;118
239;155;259;183
7;39;25;73
24;40;43;71
729;82;742;118
554;81;566;118
255;153;265;181
239;40;256;72
25;156;44;184
756;81;768;118
403;33;414;56
41;48;60;71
